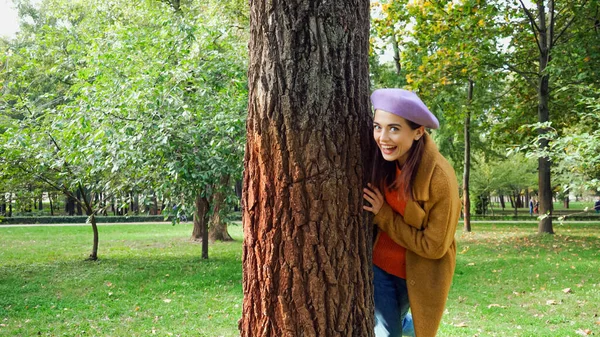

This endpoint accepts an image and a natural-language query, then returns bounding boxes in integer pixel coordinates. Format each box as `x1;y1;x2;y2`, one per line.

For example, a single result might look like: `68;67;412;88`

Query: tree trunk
8;194;12;217
241;1;373;336
391;35;401;75
511;194;518;217
463;80;473;232
191;193;210;259
38;194;43;210
192;193;205;239
87;212;99;261
536;1;554;234
49;194;54;216
76;189;83;215
499;194;505;210
209;175;233;242
150;192;158;215
563;196;569;209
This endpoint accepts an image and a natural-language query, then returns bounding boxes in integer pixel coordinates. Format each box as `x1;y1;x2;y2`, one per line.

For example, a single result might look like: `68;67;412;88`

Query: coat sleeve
373;166;460;260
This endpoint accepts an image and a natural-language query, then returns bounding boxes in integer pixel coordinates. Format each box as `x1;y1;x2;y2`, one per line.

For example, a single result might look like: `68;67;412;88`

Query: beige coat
373;133;461;337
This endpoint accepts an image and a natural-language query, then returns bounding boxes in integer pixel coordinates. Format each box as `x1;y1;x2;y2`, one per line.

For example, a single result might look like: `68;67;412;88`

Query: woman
363;89;461;337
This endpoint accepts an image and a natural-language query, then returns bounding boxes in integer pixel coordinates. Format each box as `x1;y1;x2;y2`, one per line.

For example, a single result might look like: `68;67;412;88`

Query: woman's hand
363;183;384;215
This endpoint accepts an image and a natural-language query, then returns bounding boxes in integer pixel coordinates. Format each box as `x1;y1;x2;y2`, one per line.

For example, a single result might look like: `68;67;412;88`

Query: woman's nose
379;129;390;142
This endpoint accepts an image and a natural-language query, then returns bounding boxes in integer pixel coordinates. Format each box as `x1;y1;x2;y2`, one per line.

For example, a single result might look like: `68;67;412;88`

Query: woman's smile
380;144;398;156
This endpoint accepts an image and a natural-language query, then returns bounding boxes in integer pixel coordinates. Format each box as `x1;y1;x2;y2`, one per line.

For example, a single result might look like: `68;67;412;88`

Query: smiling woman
363;88;461;337
0;0;19;38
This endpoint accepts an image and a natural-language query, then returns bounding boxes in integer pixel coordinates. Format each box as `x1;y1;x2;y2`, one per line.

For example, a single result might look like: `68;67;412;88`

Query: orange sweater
372;172;407;279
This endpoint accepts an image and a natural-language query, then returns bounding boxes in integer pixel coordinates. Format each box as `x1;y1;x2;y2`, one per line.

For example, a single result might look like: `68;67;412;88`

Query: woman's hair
370;119;426;200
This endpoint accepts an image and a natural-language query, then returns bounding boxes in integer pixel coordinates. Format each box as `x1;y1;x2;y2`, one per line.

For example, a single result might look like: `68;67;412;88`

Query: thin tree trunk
76;189;83;215
8;194;12;217
150;192;158;215
209;175;233;242
88;213;99;261
536;1;554;234
242;0;373;335
463;80;473;232
49;194;54;216
563;196;569;209
191;193;210;259
500;194;505;210
391;35;401;75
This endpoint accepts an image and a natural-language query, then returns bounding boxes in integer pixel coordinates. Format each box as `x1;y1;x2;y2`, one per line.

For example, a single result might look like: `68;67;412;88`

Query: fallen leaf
563;288;572;294
454;322;468;327
467;262;475;266
105;282;113;287
163;299;171;303
487;304;505;309
546;300;557;305
575;328;592;336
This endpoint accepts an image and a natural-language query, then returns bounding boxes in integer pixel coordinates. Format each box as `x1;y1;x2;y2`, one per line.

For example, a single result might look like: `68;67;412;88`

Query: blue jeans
374;265;415;337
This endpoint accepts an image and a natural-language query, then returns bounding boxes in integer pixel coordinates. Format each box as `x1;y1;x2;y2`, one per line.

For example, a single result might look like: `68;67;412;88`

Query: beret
370;89;439;129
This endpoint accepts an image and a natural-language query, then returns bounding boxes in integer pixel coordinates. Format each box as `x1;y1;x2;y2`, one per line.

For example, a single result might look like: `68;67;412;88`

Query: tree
1;0;248;260
508;0;599;233
241;0;374;335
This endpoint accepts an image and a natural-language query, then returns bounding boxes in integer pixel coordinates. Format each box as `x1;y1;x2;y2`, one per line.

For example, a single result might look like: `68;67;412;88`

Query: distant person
529;198;534;216
534;200;539;214
594;197;600;213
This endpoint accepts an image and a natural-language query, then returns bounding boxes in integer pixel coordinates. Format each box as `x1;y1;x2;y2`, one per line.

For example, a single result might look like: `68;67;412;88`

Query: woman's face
373;109;424;164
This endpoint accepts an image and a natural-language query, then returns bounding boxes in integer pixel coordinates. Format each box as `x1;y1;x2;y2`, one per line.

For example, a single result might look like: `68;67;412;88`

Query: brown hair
370;119;426;200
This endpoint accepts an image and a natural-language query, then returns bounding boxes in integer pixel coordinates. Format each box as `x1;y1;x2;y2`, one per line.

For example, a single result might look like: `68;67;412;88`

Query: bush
0;215;174;225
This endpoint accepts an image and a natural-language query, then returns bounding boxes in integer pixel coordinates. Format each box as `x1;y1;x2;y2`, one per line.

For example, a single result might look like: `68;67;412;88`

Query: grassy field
1;222;599;336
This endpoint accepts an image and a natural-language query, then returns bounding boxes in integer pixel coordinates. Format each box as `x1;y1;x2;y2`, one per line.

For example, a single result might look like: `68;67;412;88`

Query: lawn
1;222;599;336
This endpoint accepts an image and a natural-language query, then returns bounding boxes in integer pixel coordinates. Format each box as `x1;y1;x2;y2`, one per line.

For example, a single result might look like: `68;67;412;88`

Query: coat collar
411;132;439;201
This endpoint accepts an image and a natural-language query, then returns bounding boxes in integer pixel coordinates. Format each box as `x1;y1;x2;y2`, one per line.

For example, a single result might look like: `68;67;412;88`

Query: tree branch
519;0;543;54
552;0;588;46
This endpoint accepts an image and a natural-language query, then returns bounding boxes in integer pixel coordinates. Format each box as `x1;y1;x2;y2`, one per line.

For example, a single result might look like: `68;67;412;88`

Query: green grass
1;222;599;336
0;224;243;337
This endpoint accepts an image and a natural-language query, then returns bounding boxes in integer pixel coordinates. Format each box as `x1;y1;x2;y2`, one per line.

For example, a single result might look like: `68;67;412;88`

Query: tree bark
76;189;83;215
191;192;210;259
463;80;473;232
536;1;554;234
241;1;373;336
49;193;54;216
88;213;99;261
209;175;233;242
391;35;401;75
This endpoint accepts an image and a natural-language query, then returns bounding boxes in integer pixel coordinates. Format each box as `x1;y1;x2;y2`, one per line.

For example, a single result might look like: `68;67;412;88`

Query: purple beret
370;89;439;129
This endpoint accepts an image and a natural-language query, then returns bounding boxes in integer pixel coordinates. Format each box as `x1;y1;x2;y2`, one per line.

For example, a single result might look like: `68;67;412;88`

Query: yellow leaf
478;19;485;27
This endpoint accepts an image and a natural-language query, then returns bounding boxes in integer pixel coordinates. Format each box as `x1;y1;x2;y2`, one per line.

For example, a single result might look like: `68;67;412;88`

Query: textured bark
463;80;473;232
209;175;233;242
241;0;373;336
192;193;209;241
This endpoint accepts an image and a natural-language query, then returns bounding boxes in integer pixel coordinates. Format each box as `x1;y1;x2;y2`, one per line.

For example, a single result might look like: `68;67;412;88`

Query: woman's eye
373;125;381;130
390;127;399;132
